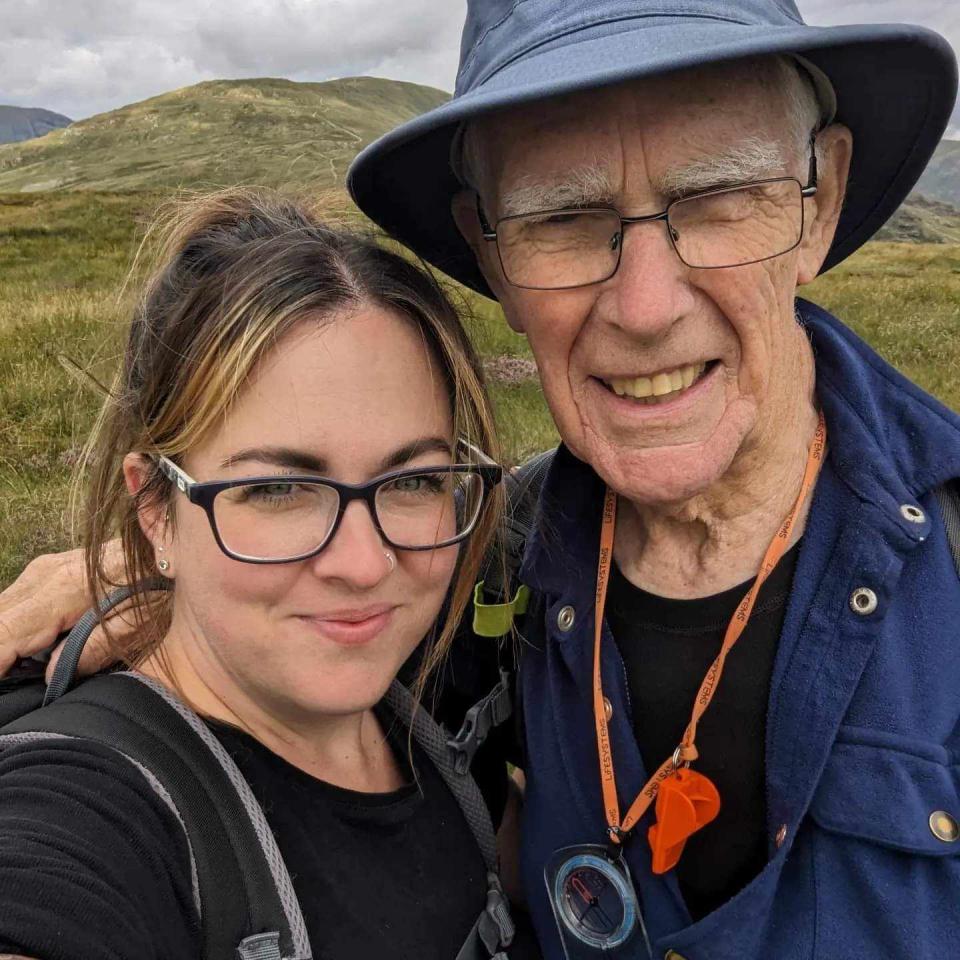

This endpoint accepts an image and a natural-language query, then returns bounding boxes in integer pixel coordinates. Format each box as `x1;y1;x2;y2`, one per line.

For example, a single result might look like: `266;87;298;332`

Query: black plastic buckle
446;669;512;775
478;872;515;955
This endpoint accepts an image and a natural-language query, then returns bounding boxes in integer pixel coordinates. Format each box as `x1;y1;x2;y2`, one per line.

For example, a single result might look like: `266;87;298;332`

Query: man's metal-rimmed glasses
478;133;819;290
154;445;502;564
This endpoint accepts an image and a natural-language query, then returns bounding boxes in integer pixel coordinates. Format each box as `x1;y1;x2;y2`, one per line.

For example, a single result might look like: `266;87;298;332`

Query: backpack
0;590;516;960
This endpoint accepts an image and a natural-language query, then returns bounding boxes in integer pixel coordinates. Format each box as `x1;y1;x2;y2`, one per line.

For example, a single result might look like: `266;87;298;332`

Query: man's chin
578;413;752;507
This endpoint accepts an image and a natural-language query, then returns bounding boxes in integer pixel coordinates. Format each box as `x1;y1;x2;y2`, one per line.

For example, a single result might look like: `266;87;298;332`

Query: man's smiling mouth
600;361;716;405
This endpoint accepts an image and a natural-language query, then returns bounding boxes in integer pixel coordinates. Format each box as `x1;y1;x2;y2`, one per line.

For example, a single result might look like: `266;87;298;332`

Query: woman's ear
796;123;853;285
122;453;172;570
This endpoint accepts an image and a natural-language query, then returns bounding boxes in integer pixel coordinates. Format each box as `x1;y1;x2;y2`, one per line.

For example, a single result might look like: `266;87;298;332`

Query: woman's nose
308;499;392;587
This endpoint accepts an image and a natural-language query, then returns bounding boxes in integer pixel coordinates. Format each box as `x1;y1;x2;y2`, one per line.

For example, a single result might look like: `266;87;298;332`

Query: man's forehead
477;63;788;200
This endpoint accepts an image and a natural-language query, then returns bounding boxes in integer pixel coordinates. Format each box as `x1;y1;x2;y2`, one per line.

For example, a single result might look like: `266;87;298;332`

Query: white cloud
0;0;955;128
0;0;464;119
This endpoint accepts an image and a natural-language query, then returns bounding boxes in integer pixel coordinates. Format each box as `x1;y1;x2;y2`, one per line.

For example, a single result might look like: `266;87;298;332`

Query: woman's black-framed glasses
155;443;502;564
478;132;819;290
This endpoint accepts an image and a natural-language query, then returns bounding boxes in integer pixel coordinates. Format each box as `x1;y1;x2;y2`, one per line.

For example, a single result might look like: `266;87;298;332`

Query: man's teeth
606;363;706;403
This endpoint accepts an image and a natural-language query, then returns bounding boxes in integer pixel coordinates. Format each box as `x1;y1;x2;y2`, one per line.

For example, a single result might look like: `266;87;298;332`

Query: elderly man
347;2;960;958
1;2;958;958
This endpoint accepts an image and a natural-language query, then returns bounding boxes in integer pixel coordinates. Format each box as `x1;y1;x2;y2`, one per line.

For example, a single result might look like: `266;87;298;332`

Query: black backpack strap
934;480;960;578
445;668;513;775
1;672;311;960
42;577;169;705
383;681;515;958
473;449;555;635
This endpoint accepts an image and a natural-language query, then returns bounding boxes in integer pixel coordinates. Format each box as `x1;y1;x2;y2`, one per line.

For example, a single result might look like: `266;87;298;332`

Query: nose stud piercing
384;550;396;572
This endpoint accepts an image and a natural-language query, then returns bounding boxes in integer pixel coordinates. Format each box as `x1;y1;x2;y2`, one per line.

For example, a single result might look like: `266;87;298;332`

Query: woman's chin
264;663;399;719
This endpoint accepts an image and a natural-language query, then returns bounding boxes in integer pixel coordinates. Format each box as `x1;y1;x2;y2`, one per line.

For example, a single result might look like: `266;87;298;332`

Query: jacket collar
520;298;960;596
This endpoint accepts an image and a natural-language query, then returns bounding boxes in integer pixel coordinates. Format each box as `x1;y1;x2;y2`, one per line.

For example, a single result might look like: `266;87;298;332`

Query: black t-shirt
0;702;539;960
606;542;800;920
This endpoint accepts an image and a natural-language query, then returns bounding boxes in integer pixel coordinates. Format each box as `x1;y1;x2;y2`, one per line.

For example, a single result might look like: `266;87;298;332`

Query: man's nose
603;217;695;337
308;499;391;588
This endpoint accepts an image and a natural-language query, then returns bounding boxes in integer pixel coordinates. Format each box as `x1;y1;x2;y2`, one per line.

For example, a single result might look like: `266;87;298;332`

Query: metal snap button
775;824;788;849
900;503;926;524
930;810;959;843
849;587;878;616
603;697;613;722
665;952;688;960
556;605;576;632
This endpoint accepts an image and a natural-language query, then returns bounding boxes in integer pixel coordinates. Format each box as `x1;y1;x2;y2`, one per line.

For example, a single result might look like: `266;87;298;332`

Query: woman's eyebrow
219;447;328;472
378;437;453;472
218;438;452;475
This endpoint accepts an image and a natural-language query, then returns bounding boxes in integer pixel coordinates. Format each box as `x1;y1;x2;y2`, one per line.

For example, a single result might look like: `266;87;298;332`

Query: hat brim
348;21;957;298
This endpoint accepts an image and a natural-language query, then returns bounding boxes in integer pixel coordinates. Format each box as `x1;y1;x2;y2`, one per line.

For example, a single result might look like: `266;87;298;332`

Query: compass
552;850;638;949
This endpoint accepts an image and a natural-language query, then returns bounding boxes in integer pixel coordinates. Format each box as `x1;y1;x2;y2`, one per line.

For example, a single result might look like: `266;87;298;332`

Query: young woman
0;191;536;960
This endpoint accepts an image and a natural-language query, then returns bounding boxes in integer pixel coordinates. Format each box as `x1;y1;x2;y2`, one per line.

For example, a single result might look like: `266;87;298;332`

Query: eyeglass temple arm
802;130;819;198
458;437;498;467
154;454;196;495
476;195;497;240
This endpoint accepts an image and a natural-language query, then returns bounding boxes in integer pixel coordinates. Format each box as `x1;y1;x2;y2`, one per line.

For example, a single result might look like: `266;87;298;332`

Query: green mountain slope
876;194;960;244
0;77;448;193
916;139;960;208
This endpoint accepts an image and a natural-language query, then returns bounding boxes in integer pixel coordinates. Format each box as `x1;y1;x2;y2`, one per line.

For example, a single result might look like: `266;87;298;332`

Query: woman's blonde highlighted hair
81;188;502;690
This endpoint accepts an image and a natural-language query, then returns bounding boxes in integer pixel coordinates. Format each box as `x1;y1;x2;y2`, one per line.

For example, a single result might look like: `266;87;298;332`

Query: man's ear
796;123;853;285
122;453;172;560
450;189;522;328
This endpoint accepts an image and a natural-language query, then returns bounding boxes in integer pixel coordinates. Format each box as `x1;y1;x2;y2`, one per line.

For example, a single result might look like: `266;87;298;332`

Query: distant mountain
915;139;960;208
875;194;960;244
0;77;448;193
0;105;72;145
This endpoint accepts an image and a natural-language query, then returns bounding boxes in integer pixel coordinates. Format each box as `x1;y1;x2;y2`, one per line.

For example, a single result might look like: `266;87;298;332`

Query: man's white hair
451;55;826;207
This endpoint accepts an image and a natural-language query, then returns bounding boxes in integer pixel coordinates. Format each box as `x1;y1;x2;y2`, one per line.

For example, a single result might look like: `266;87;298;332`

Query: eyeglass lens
496;180;804;289
211;470;484;561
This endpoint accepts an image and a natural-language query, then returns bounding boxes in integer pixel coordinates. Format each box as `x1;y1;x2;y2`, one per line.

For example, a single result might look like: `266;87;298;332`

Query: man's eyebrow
218;438;453;476
499;164;617;217
655;137;788;198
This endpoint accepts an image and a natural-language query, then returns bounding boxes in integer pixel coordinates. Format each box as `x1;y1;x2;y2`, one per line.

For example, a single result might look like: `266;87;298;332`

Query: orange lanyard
593;412;827;858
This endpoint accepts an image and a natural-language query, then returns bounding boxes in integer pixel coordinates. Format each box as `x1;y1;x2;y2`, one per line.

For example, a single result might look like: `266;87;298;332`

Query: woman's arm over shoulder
0;737;199;960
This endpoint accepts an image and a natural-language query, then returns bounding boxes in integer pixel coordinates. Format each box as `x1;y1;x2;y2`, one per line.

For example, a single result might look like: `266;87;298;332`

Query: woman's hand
0;542;127;680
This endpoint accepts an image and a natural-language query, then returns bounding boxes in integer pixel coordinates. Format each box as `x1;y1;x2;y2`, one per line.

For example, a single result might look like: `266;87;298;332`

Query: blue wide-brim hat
348;0;957;297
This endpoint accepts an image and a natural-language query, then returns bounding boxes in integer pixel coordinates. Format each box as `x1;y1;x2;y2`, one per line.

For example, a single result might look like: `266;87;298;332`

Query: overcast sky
2;0;958;137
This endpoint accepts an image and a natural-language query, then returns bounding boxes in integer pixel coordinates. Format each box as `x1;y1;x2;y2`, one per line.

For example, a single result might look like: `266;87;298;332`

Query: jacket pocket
809;725;959;855
806;725;959;960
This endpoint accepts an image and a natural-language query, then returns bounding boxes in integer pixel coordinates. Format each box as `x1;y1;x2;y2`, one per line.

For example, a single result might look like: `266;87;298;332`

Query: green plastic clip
472;580;531;637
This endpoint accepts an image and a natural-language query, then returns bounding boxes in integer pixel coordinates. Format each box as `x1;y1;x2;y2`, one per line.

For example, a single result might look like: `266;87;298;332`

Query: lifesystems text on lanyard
592;410;827;874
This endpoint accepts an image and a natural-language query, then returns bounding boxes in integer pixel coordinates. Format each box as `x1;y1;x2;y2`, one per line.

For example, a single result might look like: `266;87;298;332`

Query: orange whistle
647;769;721;874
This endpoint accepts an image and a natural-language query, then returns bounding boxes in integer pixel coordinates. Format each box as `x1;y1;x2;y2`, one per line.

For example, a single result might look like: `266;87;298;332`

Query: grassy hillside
2;189;960;585
0;190;542;583
0;77;449;193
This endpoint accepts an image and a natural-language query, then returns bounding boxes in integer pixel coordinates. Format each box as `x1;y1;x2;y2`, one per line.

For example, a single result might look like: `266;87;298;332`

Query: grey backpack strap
120;673;312;960
934;481;960;578
383;681;515;958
